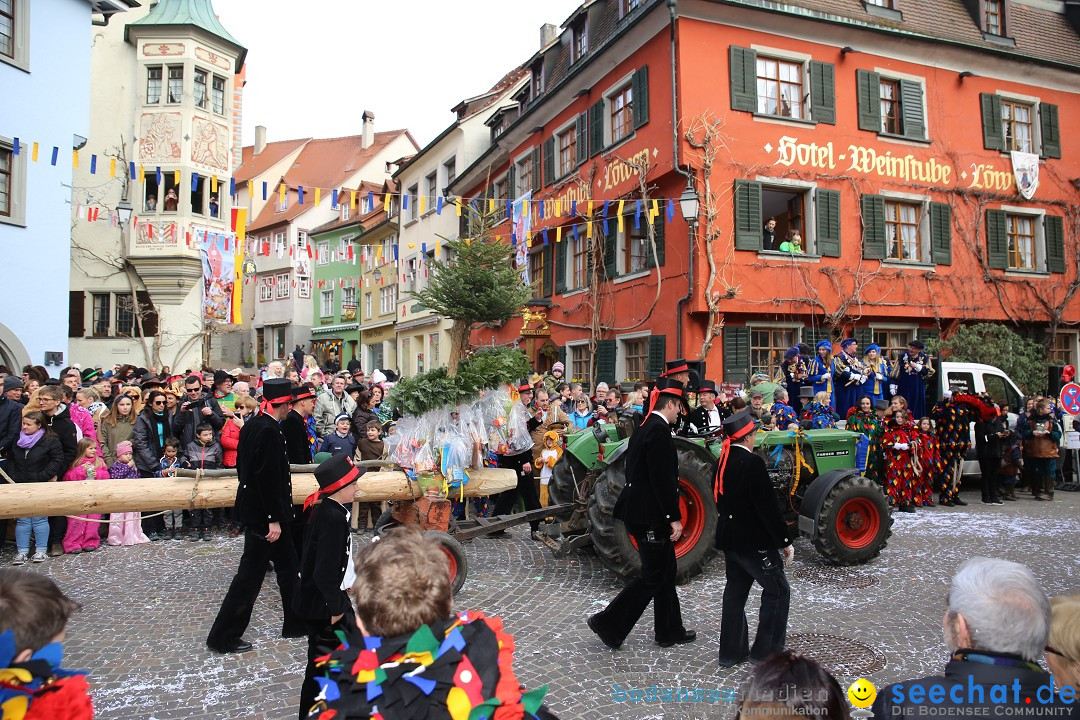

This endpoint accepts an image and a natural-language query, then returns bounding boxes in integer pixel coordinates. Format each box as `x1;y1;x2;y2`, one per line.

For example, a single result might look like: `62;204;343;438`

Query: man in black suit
587;379;695;650
295;453;361;718
282;383;317;464
206;378;305;653
714;410;793;667
687;380;729;435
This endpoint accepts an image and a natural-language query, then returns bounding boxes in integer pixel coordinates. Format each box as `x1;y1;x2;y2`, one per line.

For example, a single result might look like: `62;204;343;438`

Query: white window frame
600;70;635;148
406;183;419;222
0;136;27;227
513;148;534;198
754;176;820;256
258;276;274;302
614;213;650;279
340;202;350;222
566;340;591;385
211;74;227;115
878;190;932;265
872;68;928;141
364;291;373;320
749;44;813;122
275;272;290;299
297;230;308;252
342;286;356;310
145;64;163;105
273;231;287;256
424;171;438;215
615;331;651;385
193;67;209;110
379;284;397;315
320;290;334;317
553;116;578;180
166;64;184;105
443;156;457;192
1001;204;1047;273
0;0;30;72
995;91;1044;156
567;228;588;290
316;240;329;265
297;275;310;299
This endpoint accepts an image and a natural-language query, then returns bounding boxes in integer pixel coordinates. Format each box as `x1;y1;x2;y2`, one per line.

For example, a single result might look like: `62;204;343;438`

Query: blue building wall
0;0;91;374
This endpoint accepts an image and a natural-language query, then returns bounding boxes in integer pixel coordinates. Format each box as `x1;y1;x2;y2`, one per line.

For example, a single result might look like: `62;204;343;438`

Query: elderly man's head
944;557;1050;662
774;388;788;404
232;381;250;398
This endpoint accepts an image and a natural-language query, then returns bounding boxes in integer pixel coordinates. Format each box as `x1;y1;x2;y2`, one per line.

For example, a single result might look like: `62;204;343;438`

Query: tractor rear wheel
812;473;892;565
548;453;588;521
424;530;468;595
588;442;717;581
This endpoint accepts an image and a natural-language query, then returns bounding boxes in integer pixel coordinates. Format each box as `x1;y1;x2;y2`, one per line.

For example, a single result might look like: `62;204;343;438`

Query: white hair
774;387;788;402
267;361;284;378
948;557;1050;661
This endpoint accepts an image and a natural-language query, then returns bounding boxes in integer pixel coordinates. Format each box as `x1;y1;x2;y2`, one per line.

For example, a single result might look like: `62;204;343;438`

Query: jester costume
912;425;939;506
770;401;799;431
806;341;833;406
845;408;884;483
860;345;892;405
801;401;838;430
306;610;556;719
774;348;809;415
0;630;92;720
932;393;996;505
882;417;919;510
892;345;935;419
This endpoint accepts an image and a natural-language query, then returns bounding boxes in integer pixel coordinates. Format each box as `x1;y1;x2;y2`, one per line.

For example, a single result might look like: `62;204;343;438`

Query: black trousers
48;515;67;550
590;527;685;644
206;525;304;649
978;455;1001;502
492;450;541;531
298;613;358;719
718;548;790;664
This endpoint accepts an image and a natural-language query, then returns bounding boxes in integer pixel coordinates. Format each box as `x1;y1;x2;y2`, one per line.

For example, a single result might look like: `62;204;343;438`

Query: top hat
305;453;362;510
697;379;718;395
213;369;237;386
799;385;816;399
655;377;689;409
262;378;293;405
722;409;757;441
291;383;316;402
516;379;535;393
874;399;890;411
660;358;690;377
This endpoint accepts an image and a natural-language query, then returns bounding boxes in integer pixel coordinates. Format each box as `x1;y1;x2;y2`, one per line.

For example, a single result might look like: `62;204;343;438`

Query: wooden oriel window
610;85;633;144
884;200;921;261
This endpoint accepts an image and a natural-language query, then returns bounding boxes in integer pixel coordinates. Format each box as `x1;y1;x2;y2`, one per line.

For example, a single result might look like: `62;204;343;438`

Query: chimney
1066;0;1080;35
361;110;375;149
540;23;558;48
254;125;266;155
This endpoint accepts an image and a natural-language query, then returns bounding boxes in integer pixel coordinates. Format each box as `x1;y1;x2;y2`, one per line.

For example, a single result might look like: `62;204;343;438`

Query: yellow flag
526;232;532;248
587;220;593;238
455;200;462;216
109;157;117;177
31;142;39;162
211;175;218;193
523;199;530;217
72;150;78;169
650;199;660;221
351;190;357;208
556;226;562;243
279;183;286;206
617;200;625;232
383;193;390;212
248;180;254;197
376;244;383;262
138;165;145;183
435;239;440;258
419;194;426;215
314;187;322;206
487;196;494;213
554;200;561;217
174;169;181;185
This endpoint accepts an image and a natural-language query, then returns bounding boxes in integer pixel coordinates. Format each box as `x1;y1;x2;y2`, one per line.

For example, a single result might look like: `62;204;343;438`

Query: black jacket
613;412;680;530
350;406;379;441
686;404;727;435
0;396;21;458
46;405;79;470
295;498;352;621
715;444;791;551
8;434;65;483
132;410;172;475
282;410;313;464
873;653;1075;718
172;390;224;447
975;416;1007;460
233;411;293;529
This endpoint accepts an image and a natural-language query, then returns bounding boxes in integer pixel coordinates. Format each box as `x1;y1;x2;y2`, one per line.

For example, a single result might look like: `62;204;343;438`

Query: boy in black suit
587;378;696;650
295;453;361;718
714;409;793;667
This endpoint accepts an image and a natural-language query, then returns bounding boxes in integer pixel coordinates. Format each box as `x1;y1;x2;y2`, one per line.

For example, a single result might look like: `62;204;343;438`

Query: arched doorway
0;322;31;374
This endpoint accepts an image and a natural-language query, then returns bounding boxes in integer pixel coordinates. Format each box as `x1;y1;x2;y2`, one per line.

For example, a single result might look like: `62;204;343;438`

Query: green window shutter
986;209;1008;270
646;212;665;268
733;179;762;251
809;61;836;125
861;194;886;259
729;46;757;113
722;326;750;384
595;339;616;385
543;137;555;187
918;328;939;351
929;201;952;266
555;236;567;293
1040;103;1061;159
68;291;85;338
899;79;926;140
854;327;873;350
856;70;882;132
1045;215;1065;274
815;188;841;257
507;166;516;202
558;345;567;368
981;94;1004;152
589;99;604;157
648;335;666;378
604;225;617;279
531;147;541;192
544;243;554;297
632;65;649;129
575;112;587;166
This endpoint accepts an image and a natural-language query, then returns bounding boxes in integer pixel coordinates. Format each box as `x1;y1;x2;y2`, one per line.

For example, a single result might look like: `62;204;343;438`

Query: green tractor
545;420;891;581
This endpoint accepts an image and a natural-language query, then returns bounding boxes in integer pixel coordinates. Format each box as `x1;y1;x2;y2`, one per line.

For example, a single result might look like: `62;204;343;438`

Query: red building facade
453;0;1080;390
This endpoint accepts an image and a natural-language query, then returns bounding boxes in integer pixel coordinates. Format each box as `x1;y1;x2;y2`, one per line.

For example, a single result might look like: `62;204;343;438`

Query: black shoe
207;639;253;653
718;654;750;668
282;627;307;639
657;630;697;648
900;505;916;513
587;614;622;650
952;498;968;506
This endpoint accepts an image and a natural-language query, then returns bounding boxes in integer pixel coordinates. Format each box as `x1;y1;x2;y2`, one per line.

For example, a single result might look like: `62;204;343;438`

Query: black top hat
516;379;535;393
304;453;362;510
291;383;316;402
874;399;890;411
660;358;690;377
799;385;816;399
654;377;689;408
722;409;757;440
213;369;236;386
263;378;293;405
140;378;165;390
697;379;718;395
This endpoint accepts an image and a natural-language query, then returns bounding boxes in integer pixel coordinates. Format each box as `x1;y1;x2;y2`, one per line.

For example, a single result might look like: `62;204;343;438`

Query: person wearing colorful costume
831;338;868;419
932;392;995;506
0;569;92;720
844;396;880;478
860;344;891;405
305;528;558;719
769;388;799;431
912;417;939;507
882;405;918;512
806;340;833;407
774;347;808;416
891;339;935;420
801;391;839;430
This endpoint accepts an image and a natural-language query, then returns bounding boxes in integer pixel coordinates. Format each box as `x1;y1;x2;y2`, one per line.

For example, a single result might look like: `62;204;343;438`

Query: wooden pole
0;467;517;520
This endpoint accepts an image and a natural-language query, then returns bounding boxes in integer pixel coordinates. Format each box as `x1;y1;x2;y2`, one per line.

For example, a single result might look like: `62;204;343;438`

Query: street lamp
679;176;699;226
116;199;133;226
675;173;699;361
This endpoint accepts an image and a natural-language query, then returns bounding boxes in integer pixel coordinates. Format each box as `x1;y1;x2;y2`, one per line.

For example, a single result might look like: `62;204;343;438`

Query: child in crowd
0;569;92;720
62;439;109;553
913;417;939;507
538;429;562;507
155;437;184;540
353;420;385;533
9;411;64;565
319;412;357;458
184;423;223;541
106;440;149;546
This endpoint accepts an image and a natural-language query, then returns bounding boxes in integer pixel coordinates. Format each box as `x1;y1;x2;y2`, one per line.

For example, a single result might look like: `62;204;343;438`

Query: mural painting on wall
135;221;177;248
139;113;182;163
143;43;185;57
191;118;230;172
195;46;232;71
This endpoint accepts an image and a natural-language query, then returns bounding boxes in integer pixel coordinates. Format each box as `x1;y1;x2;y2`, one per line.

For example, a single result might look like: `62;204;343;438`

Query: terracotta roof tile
235;138;309;184
281;130;408;190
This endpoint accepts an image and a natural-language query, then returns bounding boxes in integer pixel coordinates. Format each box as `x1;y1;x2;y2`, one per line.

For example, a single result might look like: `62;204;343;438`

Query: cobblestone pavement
4;488;1079;720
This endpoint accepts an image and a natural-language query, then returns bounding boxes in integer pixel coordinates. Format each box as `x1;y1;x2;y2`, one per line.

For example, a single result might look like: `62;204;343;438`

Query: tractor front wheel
424;530;468;595
812;473;892;565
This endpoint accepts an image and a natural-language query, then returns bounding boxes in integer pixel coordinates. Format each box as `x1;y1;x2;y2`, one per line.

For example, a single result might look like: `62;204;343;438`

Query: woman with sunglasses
132;390;174;540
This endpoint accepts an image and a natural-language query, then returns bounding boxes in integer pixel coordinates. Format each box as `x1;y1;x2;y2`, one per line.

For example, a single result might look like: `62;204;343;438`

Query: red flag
347;245;354;260
225;236;230;251
307;244;313;258
230;207;240;232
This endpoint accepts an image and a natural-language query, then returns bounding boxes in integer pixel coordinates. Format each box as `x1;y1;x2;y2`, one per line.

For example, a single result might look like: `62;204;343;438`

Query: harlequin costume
304;610;557;719
845;406;884;482
912;424;939;506
770;401;798;431
892;341;935;420
932;393;996;505
801;401;838;430
0;630;92;720
882;416;918;511
806;341;834;407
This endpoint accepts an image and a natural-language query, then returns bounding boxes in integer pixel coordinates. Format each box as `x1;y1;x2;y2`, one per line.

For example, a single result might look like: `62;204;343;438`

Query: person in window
163;189;178;212
209;195;219;218
762;217;778;251
145;195;157;212
778;230;804;254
